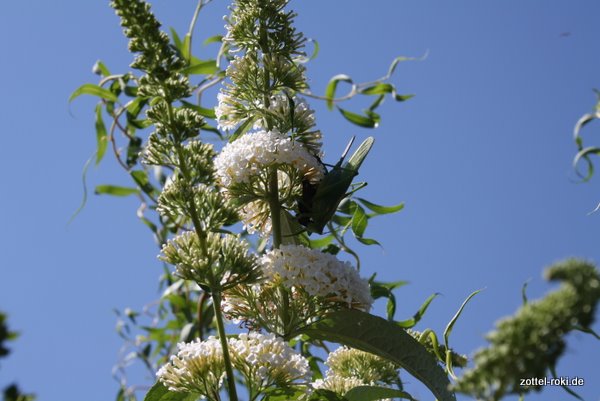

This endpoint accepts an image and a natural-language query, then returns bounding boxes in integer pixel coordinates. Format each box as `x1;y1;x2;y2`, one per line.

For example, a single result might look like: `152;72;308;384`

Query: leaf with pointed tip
396;293;439;328
95;185;140;197
181;101;216;119
357;198;404;215
299;309;456;401
94;104;108;165
338;107;378;128
69;84;118;103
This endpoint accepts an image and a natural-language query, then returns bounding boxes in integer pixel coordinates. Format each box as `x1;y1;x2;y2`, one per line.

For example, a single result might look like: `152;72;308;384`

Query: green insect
297;136;374;234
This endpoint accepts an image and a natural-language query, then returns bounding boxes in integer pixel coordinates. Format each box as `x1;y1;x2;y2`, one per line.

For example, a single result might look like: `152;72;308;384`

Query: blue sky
1;1;599;400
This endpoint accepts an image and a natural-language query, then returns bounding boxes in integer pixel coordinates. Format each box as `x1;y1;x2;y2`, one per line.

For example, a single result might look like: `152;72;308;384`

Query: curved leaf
338;107;378;128
325;74;353;110
181;60;218;75
299;309;456;401
357;198;404;215
94;104;108;165
69;83;118;103
396;293;439;328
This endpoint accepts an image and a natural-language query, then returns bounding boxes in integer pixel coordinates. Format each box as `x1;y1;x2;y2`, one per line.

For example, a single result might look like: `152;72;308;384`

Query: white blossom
312;374;364;395
229;332;310;387
214;129;324;188
156;337;225;396
261;245;373;310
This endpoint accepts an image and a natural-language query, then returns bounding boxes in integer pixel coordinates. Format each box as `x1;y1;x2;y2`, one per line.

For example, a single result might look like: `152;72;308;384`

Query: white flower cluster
157;336;225;395
262;245;373;310
312;346;399;397
157;333;309;396
214;129;324;188
214;91;242;132
312;374;364;395
229;332;310;387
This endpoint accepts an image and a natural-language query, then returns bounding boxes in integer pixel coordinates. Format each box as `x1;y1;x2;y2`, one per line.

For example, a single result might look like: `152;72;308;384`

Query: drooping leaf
351;205;368;237
345;386;415;401
94;104;108;165
228;116;256;142
299;309;456;401
338;107;378;128
131;170;155;196
95;185;140;197
69;83;118;103
92;60;111;77
357;198;404;215
203;35;223;45
325;74;353;110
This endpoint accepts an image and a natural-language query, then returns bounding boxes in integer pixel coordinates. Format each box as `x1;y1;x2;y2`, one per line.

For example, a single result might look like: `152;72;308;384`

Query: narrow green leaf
338;107;378;128
69;83;118;103
387;56;411;78
351;205;368;237
182;34;191;61
309;235;334;248
395;93;415;102
396;293;439;328
181;100;216;119
345;386;415;401
95;185;140;197
360;83;394;95
325;74;353;110
94;104;108;165
170;27;183;51
92;60;110;77
300;309;456;401
356;236;381;246
357;198;404;215
131;170;155;196
143;382;198;401
181;60;218;75
203;35;223;45
125;97;147;116
280;210;307;246
228;116;256;142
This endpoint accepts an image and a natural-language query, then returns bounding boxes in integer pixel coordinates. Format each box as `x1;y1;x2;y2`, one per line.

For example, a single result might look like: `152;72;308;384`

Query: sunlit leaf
180;60;218;75
143;382;198;401
300;309;456;401
338;107;378;128
181;100;216;119
69;83;118;103
203;35;223;45
95;185;140;197
325;74;353;110
357;198;404;215
396;293;439;328
94;104;108;165
360;83;394;95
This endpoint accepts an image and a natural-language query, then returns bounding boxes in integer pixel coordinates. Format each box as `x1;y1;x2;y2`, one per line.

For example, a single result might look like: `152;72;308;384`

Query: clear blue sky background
1;1;599;400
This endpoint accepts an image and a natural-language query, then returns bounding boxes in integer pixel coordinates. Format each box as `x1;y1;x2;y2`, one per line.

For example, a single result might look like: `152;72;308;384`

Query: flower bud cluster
157;333;309;398
312;346;399;396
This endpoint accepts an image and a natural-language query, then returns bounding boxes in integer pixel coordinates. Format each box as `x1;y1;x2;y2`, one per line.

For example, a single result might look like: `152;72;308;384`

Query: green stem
186;0;205;59
268;168;282;248
165;99;238;401
212;291;239;401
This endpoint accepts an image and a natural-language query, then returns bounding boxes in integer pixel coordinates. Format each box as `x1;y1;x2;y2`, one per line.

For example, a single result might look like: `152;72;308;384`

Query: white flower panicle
262;245;374;310
312;374;364;395
156;337;225;396
214;129;324;188
229;332;310;387
325;346;399;385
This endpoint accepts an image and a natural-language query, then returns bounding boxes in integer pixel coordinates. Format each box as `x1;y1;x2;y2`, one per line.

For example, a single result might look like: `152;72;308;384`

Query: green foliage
0;313;35;401
454;259;600;401
299;309;457;401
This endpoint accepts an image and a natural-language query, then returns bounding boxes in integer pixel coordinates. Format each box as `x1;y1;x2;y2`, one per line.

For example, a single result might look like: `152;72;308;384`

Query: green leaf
92;60;110;77
356;236;381;246
395;93;415;102
181;60;218;75
299;309;456;401
143;382;198;401
387;56;411;78
345;386;415;401
170;27;183;51
360;83;394;95
94;104;108;165
69;83;118;103
325;74;353;110
203;35;223;45
396;293;439;328
338;107;378;128
357;198;404;215
280;210;307;246
181;100;216;119
228;116;256;142
351;205;368;237
131;170;155;196
95;185;140;197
